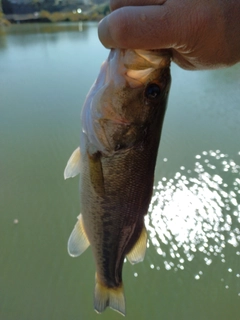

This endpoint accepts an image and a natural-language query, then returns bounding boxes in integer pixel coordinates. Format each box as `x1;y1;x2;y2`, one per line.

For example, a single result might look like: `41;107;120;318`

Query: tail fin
94;274;126;316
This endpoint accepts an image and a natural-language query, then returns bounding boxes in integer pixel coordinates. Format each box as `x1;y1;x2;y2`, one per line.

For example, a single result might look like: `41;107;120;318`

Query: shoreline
0;3;109;25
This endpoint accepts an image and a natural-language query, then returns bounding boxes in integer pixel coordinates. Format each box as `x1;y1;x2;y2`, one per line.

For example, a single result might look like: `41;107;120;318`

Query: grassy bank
0;11;10;26
1;3;109;24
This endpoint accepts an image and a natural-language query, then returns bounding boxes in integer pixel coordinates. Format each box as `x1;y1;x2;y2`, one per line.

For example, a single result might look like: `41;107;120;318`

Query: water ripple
145;150;240;276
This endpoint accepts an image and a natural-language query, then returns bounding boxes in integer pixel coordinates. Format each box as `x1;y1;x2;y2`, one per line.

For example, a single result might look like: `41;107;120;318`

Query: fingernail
98;16;113;49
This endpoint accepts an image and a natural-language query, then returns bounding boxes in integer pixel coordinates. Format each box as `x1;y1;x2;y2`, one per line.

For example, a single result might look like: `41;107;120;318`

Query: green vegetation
0;2;110;24
0;11;10;26
0;0;9;25
39;10;87;22
39;3;109;22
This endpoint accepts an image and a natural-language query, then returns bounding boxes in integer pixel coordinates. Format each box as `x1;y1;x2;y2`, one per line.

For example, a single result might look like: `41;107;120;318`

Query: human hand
98;0;240;70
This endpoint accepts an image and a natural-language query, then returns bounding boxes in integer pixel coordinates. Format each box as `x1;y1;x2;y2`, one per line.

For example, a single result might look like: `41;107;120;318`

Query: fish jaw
81;49;171;156
66;48;171;316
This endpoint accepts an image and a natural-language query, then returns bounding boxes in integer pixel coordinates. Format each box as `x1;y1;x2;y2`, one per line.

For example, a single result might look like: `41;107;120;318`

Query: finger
98;4;185;50
110;0;167;11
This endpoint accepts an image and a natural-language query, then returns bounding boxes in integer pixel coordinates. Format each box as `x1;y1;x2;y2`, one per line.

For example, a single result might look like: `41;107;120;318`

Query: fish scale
64;48;171;316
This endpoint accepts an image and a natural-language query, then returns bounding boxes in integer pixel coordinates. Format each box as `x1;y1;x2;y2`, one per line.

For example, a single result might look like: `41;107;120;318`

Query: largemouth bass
64;49;171;316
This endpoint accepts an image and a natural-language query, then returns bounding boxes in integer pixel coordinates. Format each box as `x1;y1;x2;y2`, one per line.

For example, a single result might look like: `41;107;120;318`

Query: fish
64;48;171;316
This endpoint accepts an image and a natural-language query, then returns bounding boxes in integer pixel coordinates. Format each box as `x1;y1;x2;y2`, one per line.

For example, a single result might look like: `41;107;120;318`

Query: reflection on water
0;22;94;51
1;22;240;320
1;21;85;35
146;149;240;294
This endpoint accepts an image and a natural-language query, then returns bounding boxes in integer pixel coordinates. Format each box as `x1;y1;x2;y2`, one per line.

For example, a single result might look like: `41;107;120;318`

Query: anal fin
67;214;90;257
64;147;81;179
126;226;147;265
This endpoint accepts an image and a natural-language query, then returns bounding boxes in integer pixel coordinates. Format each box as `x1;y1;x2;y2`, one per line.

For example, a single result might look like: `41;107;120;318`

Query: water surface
0;22;240;320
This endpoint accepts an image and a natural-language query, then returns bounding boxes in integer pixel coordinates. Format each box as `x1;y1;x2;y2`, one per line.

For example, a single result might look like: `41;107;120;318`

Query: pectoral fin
126;226;147;265
64;147;81;179
67;214;90;257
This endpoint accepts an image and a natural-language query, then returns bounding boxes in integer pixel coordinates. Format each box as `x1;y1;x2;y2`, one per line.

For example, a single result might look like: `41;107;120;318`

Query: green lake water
0;22;240;320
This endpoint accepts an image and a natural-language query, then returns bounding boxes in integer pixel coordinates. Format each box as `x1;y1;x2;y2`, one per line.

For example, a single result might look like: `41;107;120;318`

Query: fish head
81;49;171;155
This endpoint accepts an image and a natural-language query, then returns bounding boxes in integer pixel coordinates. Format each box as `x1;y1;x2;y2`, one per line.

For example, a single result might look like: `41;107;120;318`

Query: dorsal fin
64;147;81;179
126;226;148;265
67;214;90;257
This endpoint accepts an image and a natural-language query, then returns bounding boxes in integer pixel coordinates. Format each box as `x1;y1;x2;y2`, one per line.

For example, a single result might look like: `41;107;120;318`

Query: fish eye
145;83;161;100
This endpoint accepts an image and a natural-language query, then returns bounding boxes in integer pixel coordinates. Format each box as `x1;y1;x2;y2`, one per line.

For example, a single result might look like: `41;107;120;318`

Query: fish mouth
121;49;171;88
125;68;155;88
108;49;169;88
81;48;171;154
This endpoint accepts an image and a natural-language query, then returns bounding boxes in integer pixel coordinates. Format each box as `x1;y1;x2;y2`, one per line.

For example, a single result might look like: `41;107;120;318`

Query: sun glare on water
144;150;240;294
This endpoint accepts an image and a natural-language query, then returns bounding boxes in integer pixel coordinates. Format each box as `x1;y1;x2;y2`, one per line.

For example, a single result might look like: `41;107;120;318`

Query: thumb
98;4;186;50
